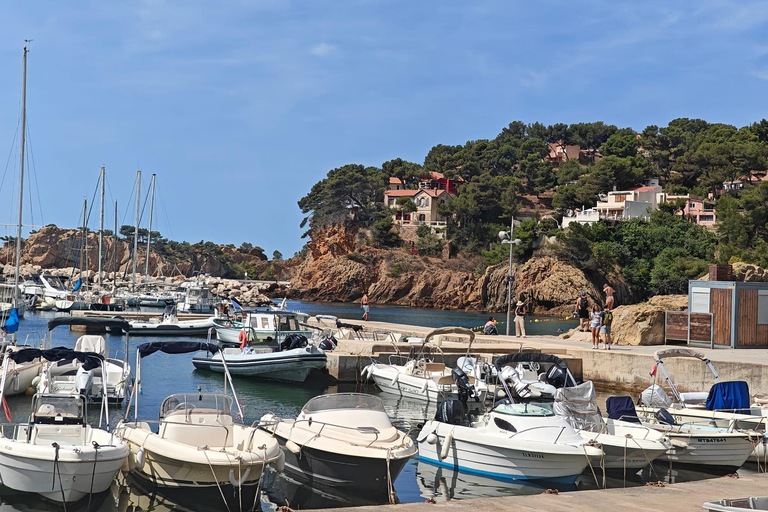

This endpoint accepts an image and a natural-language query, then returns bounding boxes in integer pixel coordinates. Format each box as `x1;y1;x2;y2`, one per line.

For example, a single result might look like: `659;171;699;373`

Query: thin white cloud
750;70;768;81
310;42;337;58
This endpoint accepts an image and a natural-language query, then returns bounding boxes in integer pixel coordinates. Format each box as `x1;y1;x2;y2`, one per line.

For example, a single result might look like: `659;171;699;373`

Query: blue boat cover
9;346;104;371
138;341;220;358
706;381;750;414
605;396;641;423
3;308;19;335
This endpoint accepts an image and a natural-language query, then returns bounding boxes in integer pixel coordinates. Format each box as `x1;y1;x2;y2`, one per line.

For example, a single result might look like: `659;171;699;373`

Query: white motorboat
192;333;327;383
553;382;671;470
39;317;133;404
213;310;311;344
122;306;215;336
362;327;488;406
416;354;602;483
18;274;70;301
115;341;283;509
260;393;416;497
176;280;215;314
0;342;129;503
606;395;758;471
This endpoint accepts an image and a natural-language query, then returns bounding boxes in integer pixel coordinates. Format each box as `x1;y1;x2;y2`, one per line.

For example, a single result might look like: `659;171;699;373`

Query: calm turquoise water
0;306;755;511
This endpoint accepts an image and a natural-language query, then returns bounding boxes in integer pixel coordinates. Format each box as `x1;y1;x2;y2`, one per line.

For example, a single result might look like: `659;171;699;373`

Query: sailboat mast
98;166;105;288
145;174;155;279
13;45;28;306
132;170;141;289
113;200;118;285
81;199;87;280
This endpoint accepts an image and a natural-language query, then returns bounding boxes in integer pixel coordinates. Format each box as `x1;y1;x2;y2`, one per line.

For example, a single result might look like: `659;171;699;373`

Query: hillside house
562;208;600;228
388;177;407;191
664;194;717;227
385;189;451;229
546;142;596;166
419;171;463;195
594;180;663;221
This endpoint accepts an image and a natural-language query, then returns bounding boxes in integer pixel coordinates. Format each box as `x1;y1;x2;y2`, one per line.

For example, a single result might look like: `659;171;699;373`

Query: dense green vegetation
298;118;768;300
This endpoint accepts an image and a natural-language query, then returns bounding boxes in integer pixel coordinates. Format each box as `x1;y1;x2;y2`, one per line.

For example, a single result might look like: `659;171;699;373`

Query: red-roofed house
388;177;407;191
384;188;451;228
419;171;463;195
664;194;717;227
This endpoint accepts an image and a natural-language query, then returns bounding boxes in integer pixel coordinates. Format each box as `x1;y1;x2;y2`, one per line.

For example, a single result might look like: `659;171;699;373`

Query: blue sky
1;1;768;257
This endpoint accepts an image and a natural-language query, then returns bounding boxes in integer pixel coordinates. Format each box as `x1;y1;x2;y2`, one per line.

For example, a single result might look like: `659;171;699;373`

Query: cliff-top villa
664;194;717;227
384;172;462;238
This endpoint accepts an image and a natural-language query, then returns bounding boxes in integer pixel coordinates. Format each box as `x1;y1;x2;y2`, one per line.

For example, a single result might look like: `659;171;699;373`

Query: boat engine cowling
544;364;568;389
435;399;465;425
280;333;308;351
318;336;338;351
451;367;478;404
74;367;94;397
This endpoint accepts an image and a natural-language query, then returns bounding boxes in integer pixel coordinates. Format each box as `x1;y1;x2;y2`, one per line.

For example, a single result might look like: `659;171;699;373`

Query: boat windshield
32;395;85;424
494;402;555;417
302;393;385;414
160;393;233;418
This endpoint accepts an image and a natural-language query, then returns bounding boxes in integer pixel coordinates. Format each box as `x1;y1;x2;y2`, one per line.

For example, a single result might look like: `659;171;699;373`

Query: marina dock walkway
320;472;768;512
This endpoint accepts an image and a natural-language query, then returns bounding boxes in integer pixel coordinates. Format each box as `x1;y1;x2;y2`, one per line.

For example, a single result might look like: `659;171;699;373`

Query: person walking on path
589;304;602;349
603;283;616;310
514;301;527;338
575;291;590;332
361;293;370;321
600;306;613;350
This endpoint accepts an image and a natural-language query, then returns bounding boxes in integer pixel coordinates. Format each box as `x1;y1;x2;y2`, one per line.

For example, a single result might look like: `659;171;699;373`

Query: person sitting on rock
484;316;499;335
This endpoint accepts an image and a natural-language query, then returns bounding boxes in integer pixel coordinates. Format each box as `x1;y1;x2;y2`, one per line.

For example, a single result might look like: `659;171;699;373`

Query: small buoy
420;380;429;393
136;447;146;470
25;386;35;396
439;432;454;461
534;319;539;323
390;373;399;386
426;433;438;445
31;376;40;387
273;450;285;472
285;440;302;454
229;467;251;487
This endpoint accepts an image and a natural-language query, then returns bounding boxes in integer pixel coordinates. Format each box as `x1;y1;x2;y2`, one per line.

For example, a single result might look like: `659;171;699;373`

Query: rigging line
0;119;21;196
121;179;137;226
25;121;45;227
138;179;151;227
25;140;33;227
84;170;101;229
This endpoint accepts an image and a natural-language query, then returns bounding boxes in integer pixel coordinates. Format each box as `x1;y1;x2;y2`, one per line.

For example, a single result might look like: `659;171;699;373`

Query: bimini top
495;352;566;371
9;346;104;371
47;316;131;333
654;348;709;362
138;341;220;359
302;393;385;414
423;326;475;345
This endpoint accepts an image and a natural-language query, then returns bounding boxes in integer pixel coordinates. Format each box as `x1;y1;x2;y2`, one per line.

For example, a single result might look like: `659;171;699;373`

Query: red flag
650;364;657;377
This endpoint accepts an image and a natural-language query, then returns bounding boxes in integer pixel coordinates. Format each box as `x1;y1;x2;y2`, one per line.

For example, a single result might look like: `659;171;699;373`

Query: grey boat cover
553;381;604;433
654;347;708;362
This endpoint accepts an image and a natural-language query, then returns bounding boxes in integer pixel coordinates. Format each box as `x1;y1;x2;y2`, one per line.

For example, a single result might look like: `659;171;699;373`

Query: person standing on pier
514;301;527;338
575;291;590;332
361;293;370;321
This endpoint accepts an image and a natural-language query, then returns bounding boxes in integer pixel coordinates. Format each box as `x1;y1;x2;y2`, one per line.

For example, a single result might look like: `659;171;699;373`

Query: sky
1;1;768;257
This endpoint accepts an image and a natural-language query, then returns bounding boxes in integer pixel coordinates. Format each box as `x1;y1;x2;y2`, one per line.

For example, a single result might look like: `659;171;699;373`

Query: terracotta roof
385;190;419;197
389;177;404;184
628;185;661;193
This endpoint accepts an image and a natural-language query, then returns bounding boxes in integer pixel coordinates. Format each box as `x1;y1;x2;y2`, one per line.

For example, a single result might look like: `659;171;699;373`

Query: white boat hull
365;364;487;406
3;360;42;397
192;347;327;383
417;421;598;482
659;430;756;469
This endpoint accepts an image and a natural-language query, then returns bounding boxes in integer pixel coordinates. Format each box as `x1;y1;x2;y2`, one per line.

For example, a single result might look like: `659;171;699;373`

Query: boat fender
272;450;285;472
439;431;453;461
285;440;302;454
420;380;429;394
30;376;40;387
390;373;399;386
25;386;35;396
229;467;251;488
136;447;146;471
426;433;438;445
239;330;248;349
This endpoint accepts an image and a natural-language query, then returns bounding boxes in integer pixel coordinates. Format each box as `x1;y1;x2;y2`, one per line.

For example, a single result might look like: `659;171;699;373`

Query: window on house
691;287;711;314
699;215;714;223
759;291;768;325
613;194;627;203
418;214;426;223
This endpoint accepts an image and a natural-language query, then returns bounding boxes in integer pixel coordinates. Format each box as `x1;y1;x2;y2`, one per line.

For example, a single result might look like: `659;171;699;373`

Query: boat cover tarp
654;347;708;362
706;381;750;414
3;308;19;334
335;320;363;332
9;346;104;371
553;381;604;432
495;352;566;371
47;316;131;332
138;341;219;359
605;396;642;423
424;326;475;345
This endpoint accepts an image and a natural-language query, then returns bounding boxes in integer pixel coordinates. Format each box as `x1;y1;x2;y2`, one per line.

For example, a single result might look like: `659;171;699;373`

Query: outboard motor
545;364;568;389
74;367;94;398
280;333;308;351
655;408;677;426
318;336;338;351
451;367;478;406
435;399;465;425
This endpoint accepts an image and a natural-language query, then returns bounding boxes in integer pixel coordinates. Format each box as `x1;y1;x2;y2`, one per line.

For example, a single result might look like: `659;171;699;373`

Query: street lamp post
499;217;522;336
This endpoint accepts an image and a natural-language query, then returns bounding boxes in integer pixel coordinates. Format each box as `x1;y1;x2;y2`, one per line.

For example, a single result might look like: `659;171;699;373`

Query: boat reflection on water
416;460;557;501
261;468;396;510
0;488;117;512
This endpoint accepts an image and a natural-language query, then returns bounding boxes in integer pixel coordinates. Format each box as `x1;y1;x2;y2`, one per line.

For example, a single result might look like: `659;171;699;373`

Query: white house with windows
594;180;664;221
384;188;451;228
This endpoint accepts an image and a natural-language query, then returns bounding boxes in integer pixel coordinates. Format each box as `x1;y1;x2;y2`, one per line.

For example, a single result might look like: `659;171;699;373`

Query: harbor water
0;305;758;511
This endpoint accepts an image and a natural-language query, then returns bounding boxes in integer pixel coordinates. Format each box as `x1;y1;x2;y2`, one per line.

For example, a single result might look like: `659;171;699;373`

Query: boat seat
424;363;445;373
435;375;476;386
679;392;708;405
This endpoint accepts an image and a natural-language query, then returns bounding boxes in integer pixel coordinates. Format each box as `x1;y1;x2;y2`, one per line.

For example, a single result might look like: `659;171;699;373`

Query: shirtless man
361;294;370;321
603;283;616;310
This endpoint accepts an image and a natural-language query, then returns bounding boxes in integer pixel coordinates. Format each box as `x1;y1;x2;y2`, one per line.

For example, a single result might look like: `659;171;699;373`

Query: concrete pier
323;319;768;393
321;472;768;512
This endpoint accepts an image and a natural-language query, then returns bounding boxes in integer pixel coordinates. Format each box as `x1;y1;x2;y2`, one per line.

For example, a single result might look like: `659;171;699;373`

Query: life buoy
239;330;248;349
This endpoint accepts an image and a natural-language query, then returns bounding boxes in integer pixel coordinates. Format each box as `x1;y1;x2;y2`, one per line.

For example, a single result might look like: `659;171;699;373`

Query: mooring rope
52;442;67;511
86;441;100;512
201;447;232;512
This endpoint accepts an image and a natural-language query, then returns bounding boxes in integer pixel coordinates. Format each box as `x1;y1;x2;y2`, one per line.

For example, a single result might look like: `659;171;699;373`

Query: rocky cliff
289;223;632;313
